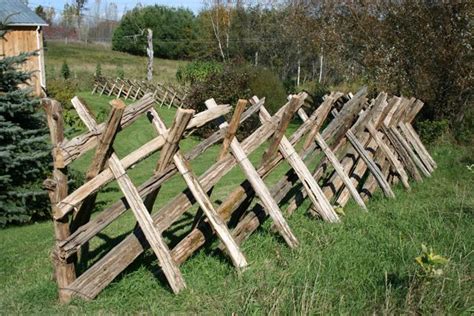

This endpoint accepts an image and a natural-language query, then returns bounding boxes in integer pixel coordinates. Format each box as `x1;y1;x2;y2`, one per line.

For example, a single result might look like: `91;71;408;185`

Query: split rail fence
91;76;187;109
43;87;436;303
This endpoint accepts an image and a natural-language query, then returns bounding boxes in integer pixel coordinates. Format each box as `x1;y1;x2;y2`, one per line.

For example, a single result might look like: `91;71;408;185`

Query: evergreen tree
61;60;71;80
0;29;52;226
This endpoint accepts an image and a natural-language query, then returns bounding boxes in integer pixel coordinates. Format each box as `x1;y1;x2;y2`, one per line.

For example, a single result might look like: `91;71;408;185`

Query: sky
28;0;204;18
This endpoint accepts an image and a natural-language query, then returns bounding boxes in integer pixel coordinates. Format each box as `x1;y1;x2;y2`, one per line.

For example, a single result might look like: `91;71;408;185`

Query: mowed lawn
0;93;473;314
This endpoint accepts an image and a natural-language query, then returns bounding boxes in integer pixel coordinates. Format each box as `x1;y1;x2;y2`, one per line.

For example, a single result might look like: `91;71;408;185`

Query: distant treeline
112;2;472;140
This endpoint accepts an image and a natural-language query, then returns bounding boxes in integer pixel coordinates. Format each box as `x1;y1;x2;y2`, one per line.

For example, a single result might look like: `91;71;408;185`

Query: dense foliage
0;50;51;226
112;1;472;142
176;61;223;85
112;5;198;59
183;64;287;138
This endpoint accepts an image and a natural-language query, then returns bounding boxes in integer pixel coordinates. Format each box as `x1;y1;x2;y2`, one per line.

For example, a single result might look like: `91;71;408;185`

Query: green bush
176;61;223;85
116;65;125;79
416;120;449;144
60;60;71;80
184;63;288;138
95;63;102;77
46;79;77;109
112;5;198;59
248;68;287;114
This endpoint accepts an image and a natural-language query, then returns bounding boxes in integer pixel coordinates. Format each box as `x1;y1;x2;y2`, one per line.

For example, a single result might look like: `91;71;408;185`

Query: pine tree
61;60;70;80
0;30;52;226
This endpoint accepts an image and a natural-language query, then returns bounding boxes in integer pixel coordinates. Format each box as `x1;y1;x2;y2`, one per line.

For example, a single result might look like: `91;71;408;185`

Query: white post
146;28;153;81
319;47;324;84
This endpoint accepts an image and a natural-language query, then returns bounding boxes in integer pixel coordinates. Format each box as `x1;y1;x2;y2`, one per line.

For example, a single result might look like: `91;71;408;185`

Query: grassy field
44;41;187;90
0;92;472;314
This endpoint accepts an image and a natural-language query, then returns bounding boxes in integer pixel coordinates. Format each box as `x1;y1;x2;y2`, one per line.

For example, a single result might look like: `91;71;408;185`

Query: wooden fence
43;87;436;303
91;76;188;108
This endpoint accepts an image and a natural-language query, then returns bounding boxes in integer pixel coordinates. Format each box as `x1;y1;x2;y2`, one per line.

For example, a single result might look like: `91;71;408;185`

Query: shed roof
0;0;48;26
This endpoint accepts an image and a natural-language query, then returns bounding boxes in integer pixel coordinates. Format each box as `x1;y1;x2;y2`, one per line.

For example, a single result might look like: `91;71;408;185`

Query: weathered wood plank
70;99;125;234
391;125;431;177
55;104;232;219
205;98;299;248
255;98;339;221
398;122;434;173
383;125;423;182
345;130;395;198
145;108;247;270
72;102;186;294
107;155;186;294
57;100;264;260
366;122;410;190
65;99;287;300
42;98;76;303
302;94;336;150
262;96;299;162
296;108;367;210
58;95;155;166
218;99;247;161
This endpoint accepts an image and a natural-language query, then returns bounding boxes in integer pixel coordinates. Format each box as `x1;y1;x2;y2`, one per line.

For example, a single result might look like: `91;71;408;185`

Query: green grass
44;41;187;90
0;93;473;314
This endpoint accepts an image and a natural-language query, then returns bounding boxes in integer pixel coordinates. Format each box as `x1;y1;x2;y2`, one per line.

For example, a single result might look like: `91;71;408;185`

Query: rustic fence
91;76;188;108
43;87;436;303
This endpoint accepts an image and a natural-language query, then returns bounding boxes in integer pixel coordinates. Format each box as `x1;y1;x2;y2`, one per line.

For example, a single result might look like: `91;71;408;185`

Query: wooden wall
0;26;45;96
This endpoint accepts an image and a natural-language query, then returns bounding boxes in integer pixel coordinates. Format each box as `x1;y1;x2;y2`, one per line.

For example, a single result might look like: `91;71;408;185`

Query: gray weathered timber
71;99;187;294
58;95;156;167
148;108;248;269
366;122;410;190
55;104;233;219
205;98;299;248
70;99;125;234
302;94;336;150
218;99;247;161
42;98;76;303
297;107;367;211
65;98;296;300
58;99;265;260
255;97;339;222
345;130;395;198
262;96;299;162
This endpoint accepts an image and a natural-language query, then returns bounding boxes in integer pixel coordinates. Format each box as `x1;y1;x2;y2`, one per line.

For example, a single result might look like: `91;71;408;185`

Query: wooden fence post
42;98;76;303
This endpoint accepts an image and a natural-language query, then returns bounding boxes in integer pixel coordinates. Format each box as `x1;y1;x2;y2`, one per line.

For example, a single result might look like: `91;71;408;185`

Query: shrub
46;79;77;109
248;68;287;114
61;60;71;80
176;61;223;85
112;5;198;59
116;65;125;79
95;63;102;77
184;63;288;138
416;120;449;144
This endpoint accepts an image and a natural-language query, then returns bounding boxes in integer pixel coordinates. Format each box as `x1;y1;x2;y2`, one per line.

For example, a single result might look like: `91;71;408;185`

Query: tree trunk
297;58;301;87
146;29;153;81
319;48;324;84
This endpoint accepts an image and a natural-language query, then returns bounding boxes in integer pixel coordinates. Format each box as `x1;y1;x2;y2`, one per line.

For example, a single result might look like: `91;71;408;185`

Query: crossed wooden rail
43;87;436;303
91;76;188;109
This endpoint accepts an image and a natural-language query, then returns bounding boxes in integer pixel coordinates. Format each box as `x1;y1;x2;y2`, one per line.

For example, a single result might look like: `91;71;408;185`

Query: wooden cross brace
205;98;299;248
145;107;248;270
61;97;289;301
336;95;396;199
295;102;368;211
70;98;186;294
394;98;435;174
252;95;341;221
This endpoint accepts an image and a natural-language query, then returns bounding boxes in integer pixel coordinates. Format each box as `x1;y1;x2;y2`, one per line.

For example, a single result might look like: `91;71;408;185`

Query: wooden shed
0;0;48;96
